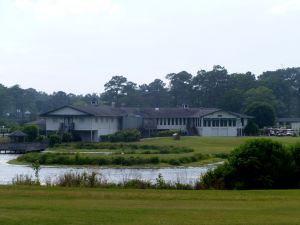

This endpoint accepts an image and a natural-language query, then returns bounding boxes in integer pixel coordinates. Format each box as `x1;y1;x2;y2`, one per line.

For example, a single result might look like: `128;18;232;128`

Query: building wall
154;111;248;136
291;122;300;130
45;116;119;136
199;111;247;137
44;107;249;138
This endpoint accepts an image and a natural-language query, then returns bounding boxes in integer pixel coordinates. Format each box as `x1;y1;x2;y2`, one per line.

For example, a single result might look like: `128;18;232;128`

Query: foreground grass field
0;186;300;225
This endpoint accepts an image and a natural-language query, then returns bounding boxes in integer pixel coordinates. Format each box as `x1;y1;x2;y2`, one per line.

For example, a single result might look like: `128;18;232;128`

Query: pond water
0;155;218;185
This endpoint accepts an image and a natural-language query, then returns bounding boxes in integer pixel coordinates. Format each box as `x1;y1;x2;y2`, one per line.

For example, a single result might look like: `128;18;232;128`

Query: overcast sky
0;0;299;94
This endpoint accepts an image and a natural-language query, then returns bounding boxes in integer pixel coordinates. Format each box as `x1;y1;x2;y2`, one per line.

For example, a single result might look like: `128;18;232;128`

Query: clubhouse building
41;105;252;142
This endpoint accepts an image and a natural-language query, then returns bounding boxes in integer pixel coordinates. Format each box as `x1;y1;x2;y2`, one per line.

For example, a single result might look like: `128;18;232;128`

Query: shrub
56;172;107;187
62;132;73;142
101;129;141;142
244;120;259;136
12;175;38;186
36;135;46;142
22;125;38;142
289;143;300;178
49;134;61;147
121;179;152;189
199;139;298;189
156;129;181;137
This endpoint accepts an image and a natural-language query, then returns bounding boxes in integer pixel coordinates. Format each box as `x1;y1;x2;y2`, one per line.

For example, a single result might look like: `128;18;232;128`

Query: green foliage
199;139;299;189
17;151;207;167
101;129;141;142
36;135;46;142
244;102;275;128
12;175;38;186
31;160;41;184
244;86;278;110
22;125;38;142
3;67;300;125
62;132;73;143
244;120;259;136
48;134;61;147
289;143;300;178
156;129;181;137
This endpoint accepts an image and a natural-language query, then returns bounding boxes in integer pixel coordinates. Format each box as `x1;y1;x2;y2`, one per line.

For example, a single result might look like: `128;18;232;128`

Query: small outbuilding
8;131;28;143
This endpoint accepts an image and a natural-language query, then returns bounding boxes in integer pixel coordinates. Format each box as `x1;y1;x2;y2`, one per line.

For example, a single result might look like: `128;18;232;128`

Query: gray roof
277;118;300;123
8;131;28;137
41;105;252;119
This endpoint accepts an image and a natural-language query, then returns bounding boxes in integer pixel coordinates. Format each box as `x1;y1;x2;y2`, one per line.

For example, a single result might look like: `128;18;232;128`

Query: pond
0;154;218;185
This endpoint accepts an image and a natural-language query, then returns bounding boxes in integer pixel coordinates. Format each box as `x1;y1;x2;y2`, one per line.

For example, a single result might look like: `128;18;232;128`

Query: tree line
1;66;300;126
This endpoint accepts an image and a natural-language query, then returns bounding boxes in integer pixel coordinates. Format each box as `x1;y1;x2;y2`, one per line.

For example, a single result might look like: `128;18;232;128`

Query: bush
12;175;38;186
56;172;106;187
156;129;181;137
289;143;300;178
244;120;259;136
101;129;141;142
199;139;298;189
48;134;61;147
22;125;38;142
62;132;73;143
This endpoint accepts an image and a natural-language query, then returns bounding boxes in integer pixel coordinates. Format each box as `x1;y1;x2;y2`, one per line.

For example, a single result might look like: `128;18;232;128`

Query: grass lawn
50;136;300;155
0;186;300;225
139;136;300;154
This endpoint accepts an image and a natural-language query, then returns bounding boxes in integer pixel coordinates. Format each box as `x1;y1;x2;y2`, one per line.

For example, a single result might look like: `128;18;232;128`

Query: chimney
91;99;98;106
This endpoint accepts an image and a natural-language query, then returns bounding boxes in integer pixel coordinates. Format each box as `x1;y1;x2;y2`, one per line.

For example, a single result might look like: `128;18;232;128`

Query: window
175;118;178;125
168;118;171;125
212;119;219;127
172;118;174;125
232;119;236;127
179;118;182;125
204;119;212;127
164;118;167;125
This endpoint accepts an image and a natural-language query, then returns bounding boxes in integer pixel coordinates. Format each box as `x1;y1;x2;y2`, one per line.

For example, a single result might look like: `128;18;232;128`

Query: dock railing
0;142;48;154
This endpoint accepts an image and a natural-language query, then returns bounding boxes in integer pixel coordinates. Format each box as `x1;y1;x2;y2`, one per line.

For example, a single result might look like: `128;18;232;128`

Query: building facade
41;105;252;142
276;118;300;130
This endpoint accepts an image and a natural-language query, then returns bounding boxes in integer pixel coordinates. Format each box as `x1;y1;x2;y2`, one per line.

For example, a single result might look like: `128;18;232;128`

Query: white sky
0;0;299;94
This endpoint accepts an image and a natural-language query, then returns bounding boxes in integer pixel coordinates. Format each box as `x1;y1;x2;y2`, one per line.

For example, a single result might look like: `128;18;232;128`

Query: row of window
203;119;237;127
156;118;237;127
52;118;114;123
157;118;201;126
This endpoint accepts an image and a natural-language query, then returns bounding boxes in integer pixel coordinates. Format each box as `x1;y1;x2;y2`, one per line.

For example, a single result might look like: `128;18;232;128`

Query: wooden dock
0;142;48;154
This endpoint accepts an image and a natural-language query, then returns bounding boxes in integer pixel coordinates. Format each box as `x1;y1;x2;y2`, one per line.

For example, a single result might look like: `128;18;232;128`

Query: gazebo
8;131;28;143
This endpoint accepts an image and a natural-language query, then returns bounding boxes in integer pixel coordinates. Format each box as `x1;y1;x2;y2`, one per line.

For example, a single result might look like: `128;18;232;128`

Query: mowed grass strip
49;137;300;155
0;186;300;225
139;136;300;154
